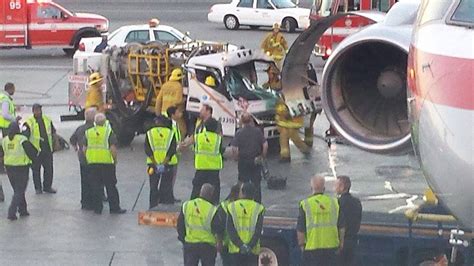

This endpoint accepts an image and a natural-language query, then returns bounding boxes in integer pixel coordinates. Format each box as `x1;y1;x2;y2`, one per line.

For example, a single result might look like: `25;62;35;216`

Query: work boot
19;212;30;217
43;188;57;194
7;215;17;221
0;185;4;202
279;157;291;163
35;189;43;194
110;208;126;214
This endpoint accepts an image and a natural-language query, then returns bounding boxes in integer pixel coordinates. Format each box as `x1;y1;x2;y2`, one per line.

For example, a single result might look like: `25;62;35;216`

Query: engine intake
322;40;411;153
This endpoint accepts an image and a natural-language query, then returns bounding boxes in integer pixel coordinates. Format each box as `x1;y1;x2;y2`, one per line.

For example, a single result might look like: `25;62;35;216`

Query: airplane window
125;30;150;44
417;0;452;26
451;0;474;24
238;0;253;8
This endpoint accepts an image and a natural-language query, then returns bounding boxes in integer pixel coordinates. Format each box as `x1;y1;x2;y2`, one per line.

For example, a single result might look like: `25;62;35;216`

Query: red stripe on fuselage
410;45;473;110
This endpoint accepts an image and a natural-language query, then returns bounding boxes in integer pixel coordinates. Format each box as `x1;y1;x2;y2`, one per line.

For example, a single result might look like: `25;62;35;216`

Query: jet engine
282;1;419;153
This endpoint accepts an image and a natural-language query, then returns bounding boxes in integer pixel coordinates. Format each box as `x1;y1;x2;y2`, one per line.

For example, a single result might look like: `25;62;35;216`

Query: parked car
208;0;310;32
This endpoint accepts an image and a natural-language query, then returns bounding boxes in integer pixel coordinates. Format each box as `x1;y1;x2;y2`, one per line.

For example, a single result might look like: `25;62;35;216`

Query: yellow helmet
275;101;289;116
88;72;103;86
205;76;216;87
273;23;280;30
169;68;183;81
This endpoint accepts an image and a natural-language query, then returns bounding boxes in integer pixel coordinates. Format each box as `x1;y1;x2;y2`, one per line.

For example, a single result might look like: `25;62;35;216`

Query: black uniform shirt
231;126;266;161
69;122;94;165
337;192;362;241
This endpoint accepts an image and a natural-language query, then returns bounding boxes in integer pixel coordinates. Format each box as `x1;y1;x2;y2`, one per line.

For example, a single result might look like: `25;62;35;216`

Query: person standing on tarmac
85;72;105;112
335;175;362;266
0;82;22;202
190;118;224;205
226;183;265;266
0;122;37;220
297;176;342;266
261;23;288;69
23;104;57;194
155;68;187;137
144;115;177;208
166;106;184;203
177;183;224;266
83;113;126;214
69;107;97;210
231;113;268;203
217;184;241;266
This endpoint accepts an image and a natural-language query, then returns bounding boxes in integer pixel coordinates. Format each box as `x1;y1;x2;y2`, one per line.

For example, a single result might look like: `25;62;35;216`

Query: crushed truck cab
0;0;108;55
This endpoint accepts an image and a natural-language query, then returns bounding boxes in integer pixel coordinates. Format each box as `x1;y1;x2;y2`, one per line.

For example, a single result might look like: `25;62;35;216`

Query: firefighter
177;183;224;266
0;82;21;202
85;72;105;112
23;104;57;194
144;115;177;208
261;23;288;69
1;122;37;220
262;65;281;91
297;176;342;266
84;113;126;214
226;183;265;266
190;118;223;205
275;101;311;162
155;68;187;137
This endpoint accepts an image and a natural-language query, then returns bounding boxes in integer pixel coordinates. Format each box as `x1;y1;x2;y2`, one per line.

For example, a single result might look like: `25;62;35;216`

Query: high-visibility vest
220;200;231;247
2;135;31;166
300;194;340;250
162;113;181;165
0;93;15;128
146;126;176;165
183;198;218;245
194;130;222;170
85;125;114;164
228;199;265;255
26;116;53;151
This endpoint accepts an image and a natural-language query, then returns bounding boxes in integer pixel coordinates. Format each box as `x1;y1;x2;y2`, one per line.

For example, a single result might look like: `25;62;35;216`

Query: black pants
191;170;220;205
6;166;29;217
32;149;53;191
238;160;262;203
302;249;337;266
228;253;258;266
183;243;217;266
80;164;93;209
88;164;121;213
337;239;357;266
149;165;173;209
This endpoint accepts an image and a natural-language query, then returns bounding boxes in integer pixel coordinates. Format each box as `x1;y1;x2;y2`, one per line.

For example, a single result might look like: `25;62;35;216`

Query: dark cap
32;103;42;110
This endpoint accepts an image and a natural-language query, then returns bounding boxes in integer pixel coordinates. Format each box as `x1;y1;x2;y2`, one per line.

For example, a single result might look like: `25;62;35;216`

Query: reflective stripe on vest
85;125;114;164
194;131;222;170
228;199;265;255
169;121;180;165
2;135;31;166
0;93;15;128
146;127;173;165
183;198;218;245
300;194;340;250
26;116;53;151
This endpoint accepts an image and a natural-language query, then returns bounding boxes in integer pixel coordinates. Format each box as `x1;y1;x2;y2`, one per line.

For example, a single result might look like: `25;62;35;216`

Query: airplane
281;0;473;230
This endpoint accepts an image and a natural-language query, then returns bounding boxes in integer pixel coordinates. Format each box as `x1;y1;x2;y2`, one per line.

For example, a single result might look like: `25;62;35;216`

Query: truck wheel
65;30;101;57
260;238;289;266
63;48;75;57
106;110;136;146
282;18;297;33
224;15;240;30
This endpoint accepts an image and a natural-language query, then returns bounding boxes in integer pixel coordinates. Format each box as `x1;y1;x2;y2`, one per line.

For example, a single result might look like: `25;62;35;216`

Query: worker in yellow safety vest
84;113;126;215
144;115;177;208
85;72;105;112
297;176;343;266
217;183;241;266
0;82;21;202
190;117;223;205
226;183;265;266
177;183;224;266
155;68;187;138
0;122;37;220
23;103;57;194
261;23;288;69
275;100;310;162
165;106;184;203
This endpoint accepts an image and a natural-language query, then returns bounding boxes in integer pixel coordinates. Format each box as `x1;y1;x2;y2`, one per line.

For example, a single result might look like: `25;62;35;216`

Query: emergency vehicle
0;0;108;55
310;0;396;59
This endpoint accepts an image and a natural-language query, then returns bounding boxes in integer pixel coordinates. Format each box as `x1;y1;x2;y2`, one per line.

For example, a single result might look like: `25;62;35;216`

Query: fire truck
0;0;108;55
310;0;397;59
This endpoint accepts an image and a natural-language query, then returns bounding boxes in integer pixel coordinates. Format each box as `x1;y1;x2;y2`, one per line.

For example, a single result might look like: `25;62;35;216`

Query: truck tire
224;15;240;30
260;238;289;266
64;30;101;57
282;18;297;33
105;110;136;146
